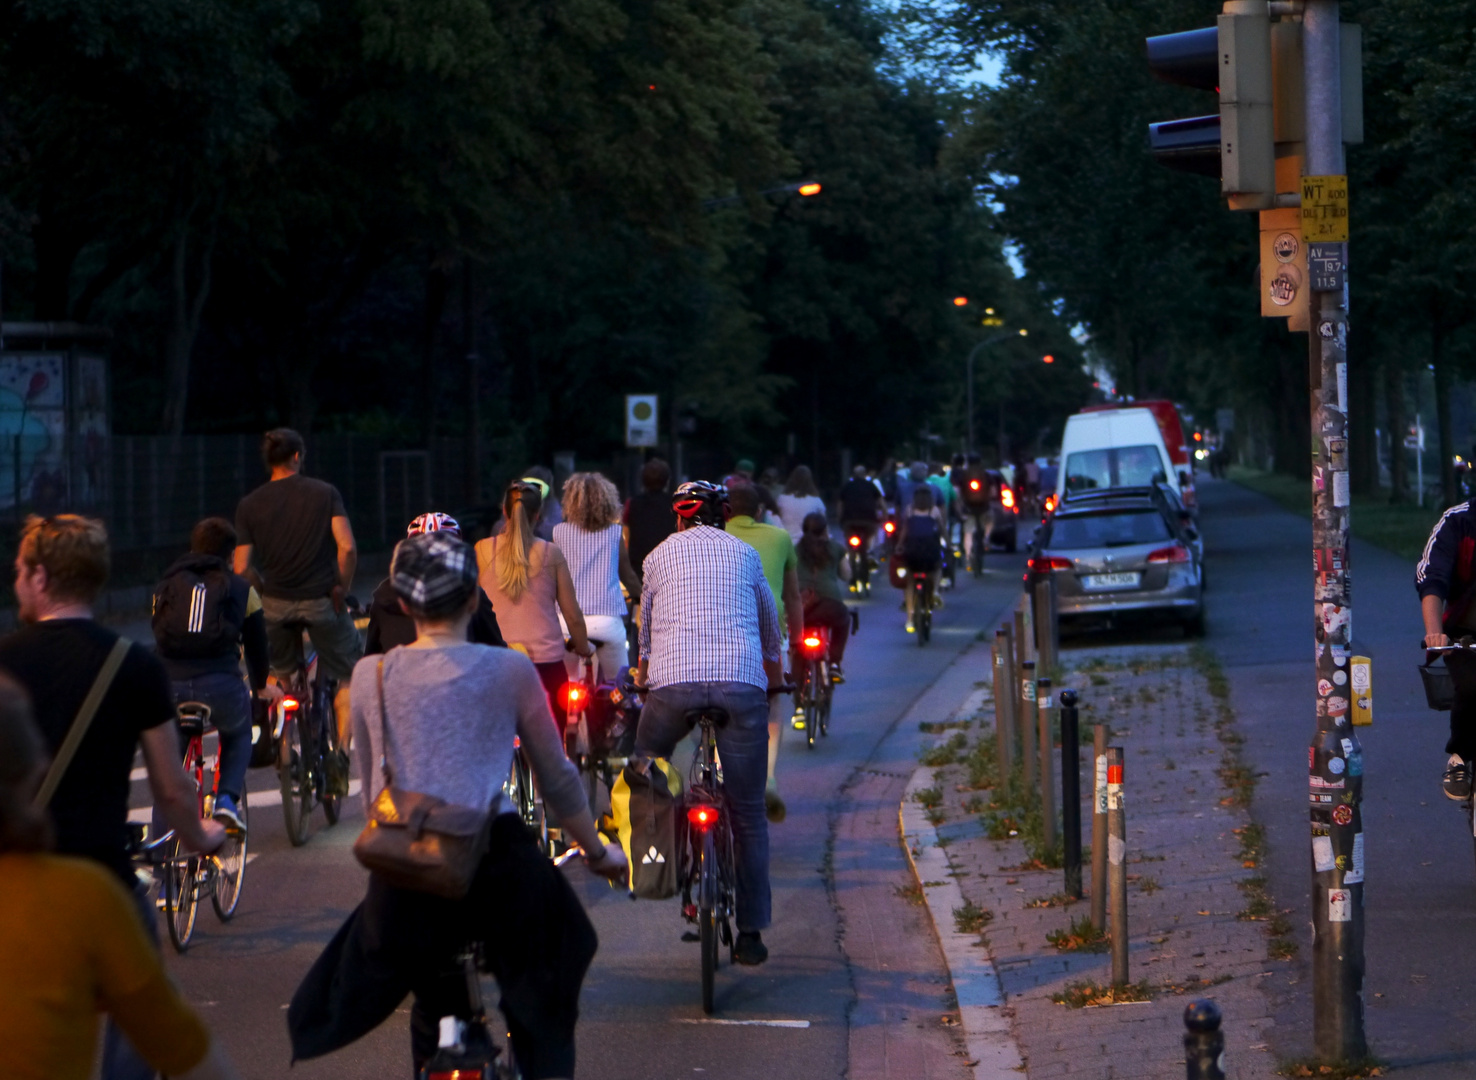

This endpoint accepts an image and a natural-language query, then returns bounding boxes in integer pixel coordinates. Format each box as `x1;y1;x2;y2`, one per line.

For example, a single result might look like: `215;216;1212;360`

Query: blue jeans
172;672;252;802
636;682;771;932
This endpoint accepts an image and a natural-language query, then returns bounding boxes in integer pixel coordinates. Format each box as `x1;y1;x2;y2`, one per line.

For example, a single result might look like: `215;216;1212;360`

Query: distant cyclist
776;466;827;542
363;513;504;654
553;472;642;683
795;513;851;680
954;453;993;565
1416;500;1476;797
896;486;944;633
633;481;784;965
151;516;282;831
837;464;884;553
233;428;361;795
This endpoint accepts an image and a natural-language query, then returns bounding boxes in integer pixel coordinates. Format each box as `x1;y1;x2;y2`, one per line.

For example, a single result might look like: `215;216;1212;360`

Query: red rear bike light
687;805;719;829
1147;544;1190;564
969;478;981;491
424;1071;485;1080
883;521;895;535
561;682;587;710
281;698;299;713
848;534;861;547
1000;487;1016;510
803;635;822;649
1045;494;1057;513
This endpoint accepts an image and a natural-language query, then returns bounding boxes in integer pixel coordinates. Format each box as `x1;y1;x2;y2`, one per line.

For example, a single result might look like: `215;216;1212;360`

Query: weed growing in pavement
1137;876;1161;895
1269;937;1299;960
1235;823;1266;868
962;795;986;814
1051;979;1153;1008
919;719;971;734
982;811;1022;841
1268;914;1292;937
1047;915;1109;952
913;786;943;809
965;736;999;790
953;899;993;934
1025;892;1079;909
894;881;924;906
1162;974;1234;994
1277;1057;1387;1078
920;732;968;767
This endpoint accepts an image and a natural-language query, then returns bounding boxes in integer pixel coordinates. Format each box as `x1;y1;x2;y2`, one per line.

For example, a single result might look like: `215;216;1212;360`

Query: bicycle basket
1419;662;1456;711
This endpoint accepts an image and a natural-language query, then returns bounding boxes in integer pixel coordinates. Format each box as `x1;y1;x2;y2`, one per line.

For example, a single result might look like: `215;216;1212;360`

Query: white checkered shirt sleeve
639;525;781;689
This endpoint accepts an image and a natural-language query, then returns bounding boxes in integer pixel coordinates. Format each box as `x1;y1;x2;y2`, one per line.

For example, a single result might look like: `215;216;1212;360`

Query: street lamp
965;327;1030;453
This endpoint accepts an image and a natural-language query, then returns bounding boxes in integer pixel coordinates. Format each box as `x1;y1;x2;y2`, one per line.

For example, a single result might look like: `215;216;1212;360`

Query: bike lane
1199;475;1474;1073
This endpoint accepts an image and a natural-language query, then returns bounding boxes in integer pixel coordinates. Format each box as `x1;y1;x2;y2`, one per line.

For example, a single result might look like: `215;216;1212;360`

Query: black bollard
1183;1000;1225;1080
1060;689;1082;899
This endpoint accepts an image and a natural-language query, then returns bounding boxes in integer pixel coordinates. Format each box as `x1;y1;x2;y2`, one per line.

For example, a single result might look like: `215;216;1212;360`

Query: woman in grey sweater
290;532;625;1080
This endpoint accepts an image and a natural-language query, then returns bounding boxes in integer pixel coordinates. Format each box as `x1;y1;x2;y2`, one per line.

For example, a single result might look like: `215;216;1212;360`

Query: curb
900;728;1027;1077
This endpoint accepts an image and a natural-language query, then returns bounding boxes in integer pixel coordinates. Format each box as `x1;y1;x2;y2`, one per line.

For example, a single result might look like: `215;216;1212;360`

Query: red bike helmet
672;481;729;526
406;511;462;537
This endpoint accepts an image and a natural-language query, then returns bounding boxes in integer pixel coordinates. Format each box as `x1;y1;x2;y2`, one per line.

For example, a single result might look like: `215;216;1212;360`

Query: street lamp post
966;328;1029;453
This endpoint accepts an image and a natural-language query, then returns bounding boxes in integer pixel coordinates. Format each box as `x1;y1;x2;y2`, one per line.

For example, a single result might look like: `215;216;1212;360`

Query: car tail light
562;682;588;711
1147;544;1190;564
1044;494;1057;513
687;805;719;829
1046;557;1074;571
848;534;861;547
424;1070;488;1080
1000;487;1016;510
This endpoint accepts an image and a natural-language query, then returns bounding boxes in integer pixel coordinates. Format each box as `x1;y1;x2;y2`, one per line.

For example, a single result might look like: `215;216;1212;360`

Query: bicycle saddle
176;702;212;735
682;707;730;730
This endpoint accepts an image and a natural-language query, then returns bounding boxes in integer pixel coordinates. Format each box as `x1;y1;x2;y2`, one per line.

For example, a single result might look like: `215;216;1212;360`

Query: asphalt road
1196;474;1473;1073
135;544;1031;1079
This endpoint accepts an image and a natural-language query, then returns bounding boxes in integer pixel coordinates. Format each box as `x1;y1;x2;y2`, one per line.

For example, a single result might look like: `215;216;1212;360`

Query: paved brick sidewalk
908;642;1294;1080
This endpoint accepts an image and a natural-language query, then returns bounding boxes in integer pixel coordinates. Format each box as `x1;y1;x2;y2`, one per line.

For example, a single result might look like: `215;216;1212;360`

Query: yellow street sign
1302;174;1349;242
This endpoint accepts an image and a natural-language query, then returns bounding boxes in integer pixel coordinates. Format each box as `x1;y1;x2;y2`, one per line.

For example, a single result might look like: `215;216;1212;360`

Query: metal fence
5;432;471;553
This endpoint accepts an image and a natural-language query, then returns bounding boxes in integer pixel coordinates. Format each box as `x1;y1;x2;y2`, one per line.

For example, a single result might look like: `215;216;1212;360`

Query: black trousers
289;815;598;1079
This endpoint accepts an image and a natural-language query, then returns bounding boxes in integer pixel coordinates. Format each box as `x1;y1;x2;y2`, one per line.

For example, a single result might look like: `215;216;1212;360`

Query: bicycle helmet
672;480;729;526
406;511;461;537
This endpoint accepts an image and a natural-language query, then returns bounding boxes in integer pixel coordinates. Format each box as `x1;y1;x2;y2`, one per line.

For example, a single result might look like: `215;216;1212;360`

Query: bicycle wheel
804;661;820;749
279;716;312;847
319;692;341;826
212;789;248;921
699;825;718;1014
163;839;200;953
516;751;551;856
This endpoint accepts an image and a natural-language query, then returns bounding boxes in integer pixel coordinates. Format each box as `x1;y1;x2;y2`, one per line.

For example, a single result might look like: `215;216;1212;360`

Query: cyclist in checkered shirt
633;481;785;966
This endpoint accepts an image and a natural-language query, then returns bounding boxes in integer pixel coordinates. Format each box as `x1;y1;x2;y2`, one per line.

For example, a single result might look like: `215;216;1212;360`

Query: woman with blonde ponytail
476;480;594;728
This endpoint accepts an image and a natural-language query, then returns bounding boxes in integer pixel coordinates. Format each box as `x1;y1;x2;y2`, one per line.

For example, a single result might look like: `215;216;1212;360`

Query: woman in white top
776;465;828;541
553;473;642;683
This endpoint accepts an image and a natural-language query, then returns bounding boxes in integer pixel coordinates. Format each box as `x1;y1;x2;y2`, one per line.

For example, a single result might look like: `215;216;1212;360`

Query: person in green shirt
726;483;803;824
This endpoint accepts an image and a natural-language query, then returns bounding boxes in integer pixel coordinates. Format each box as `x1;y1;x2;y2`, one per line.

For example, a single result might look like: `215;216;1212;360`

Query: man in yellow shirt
725;483;803;822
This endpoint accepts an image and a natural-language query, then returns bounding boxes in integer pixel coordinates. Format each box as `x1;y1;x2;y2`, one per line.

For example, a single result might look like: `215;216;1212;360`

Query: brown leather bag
352;660;492;899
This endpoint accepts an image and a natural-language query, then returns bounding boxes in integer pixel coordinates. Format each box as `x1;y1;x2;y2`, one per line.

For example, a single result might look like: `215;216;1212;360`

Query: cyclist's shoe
905;620;915;634
212;793;246;833
733;931;768;966
792;716;806;731
830;664;845;684
325;748;352;797
765;790;787;824
931;593;945;611
1444;754;1471;801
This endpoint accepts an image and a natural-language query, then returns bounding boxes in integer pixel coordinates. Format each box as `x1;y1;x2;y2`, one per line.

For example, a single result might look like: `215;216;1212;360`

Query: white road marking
674;1019;811;1028
128;780;360;820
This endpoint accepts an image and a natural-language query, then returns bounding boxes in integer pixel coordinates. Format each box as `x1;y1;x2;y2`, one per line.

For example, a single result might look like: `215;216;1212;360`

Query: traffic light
1146;9;1274;209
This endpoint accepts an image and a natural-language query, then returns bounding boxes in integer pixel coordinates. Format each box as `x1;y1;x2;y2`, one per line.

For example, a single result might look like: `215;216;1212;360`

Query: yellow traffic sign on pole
1302;174;1349;242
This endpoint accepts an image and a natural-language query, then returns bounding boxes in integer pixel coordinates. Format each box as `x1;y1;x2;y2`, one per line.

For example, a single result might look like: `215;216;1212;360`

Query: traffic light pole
1303;0;1366;1062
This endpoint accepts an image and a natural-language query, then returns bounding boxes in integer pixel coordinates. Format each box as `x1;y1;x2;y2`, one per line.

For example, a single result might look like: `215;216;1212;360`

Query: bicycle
419;944;521;1080
273;623;342;846
155;702;249;952
796;628;833;749
502;736;551;858
1422;641;1476;863
910;565;934;645
677;704;741;1014
844;531;872;597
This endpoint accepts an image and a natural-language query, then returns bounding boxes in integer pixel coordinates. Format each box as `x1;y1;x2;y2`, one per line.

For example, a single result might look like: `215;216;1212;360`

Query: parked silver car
1026;489;1204;636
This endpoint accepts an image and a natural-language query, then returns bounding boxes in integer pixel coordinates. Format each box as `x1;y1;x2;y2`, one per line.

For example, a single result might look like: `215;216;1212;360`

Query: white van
1055;408;1178;503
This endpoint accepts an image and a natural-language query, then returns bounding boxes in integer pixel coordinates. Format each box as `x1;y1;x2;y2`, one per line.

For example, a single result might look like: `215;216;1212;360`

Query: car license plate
1082;572;1140;591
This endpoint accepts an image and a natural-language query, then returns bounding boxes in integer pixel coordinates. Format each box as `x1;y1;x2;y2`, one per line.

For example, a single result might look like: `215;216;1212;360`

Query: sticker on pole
1344;833;1365;884
1328;889;1352;922
1302;175;1349;243
1312;834;1335;872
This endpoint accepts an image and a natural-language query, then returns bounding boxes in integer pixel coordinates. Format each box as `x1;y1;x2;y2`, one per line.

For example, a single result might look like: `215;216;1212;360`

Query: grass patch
920;732;969;767
1137;876;1161;895
1052;979;1153;1008
1230;464;1440;562
894;881;924;906
1047;915;1110;953
919;719;971;734
913;786;943;809
1277;1057;1387;1078
983;811;1022;840
953;898;993;934
1234;823;1266;868
1269;936;1299;960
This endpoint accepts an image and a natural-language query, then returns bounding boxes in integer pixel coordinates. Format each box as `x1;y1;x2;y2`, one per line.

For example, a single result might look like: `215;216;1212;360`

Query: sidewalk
902;640;1291;1079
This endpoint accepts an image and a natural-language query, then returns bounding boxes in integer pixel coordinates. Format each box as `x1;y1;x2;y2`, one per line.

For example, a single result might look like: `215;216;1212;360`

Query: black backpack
152;555;244;660
901;513;942;560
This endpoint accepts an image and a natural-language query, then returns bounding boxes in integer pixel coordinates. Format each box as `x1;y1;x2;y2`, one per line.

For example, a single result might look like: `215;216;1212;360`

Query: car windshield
1063;445;1165;491
1049;509;1172;549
